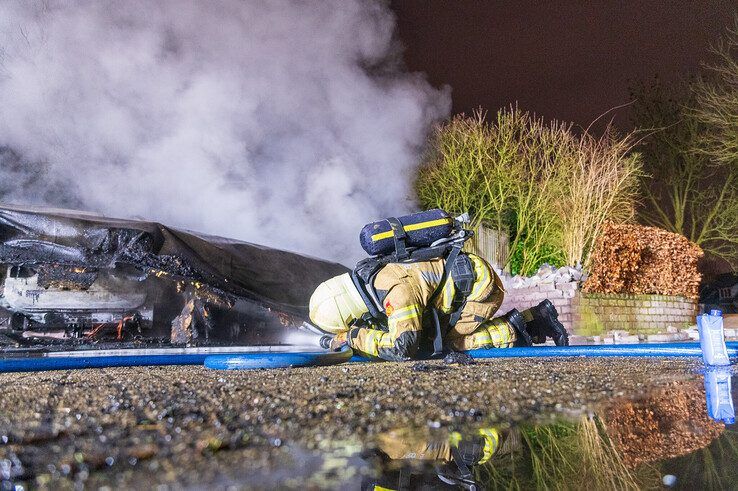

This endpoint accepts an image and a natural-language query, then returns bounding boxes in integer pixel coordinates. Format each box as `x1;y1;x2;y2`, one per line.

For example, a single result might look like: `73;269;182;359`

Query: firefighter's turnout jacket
348;254;516;361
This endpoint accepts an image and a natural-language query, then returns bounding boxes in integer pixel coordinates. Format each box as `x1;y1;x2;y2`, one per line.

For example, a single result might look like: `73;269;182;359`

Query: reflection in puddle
283;372;737;490
365;426;518;490
661;367;738;490
360;419;653;490
704;366;735;425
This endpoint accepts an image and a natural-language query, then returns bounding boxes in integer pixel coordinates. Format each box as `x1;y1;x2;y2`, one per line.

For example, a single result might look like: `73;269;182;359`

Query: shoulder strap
448;254;475;328
427;241;464;356
428;242;464;305
351;258;385;319
386;216;409;260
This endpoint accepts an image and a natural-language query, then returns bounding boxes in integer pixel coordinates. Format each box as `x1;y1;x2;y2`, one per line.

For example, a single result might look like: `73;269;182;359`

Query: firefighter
309;252;569;361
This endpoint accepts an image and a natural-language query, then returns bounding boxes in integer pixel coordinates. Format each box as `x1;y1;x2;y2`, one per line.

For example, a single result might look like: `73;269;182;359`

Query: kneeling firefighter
309;210;569;361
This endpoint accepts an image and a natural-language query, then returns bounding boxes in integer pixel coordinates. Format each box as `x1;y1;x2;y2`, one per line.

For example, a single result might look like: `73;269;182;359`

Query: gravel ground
0;357;705;489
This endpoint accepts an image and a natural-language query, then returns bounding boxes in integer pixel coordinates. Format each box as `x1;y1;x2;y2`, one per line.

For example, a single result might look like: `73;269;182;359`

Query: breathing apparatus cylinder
359;209;455;257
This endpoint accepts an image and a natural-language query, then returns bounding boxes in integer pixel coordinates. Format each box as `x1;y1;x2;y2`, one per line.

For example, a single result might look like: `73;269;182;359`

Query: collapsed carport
0;204;347;349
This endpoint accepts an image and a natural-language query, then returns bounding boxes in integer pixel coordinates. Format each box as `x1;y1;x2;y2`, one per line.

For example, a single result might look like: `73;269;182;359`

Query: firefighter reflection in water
310;252;569;361
362;426;520;490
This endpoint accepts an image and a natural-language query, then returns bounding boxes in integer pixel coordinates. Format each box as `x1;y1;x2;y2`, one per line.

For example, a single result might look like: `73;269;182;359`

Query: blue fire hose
203;346;352;370
0;342;735;373
201;342;738;368
0;353;208;372
0;346;352;373
465;342;738;359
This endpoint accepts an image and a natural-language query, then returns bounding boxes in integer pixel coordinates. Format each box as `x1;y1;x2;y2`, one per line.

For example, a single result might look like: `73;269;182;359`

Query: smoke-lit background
0;0;449;265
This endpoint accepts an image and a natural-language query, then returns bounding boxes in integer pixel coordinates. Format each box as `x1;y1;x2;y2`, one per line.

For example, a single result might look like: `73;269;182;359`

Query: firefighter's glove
321;332;348;351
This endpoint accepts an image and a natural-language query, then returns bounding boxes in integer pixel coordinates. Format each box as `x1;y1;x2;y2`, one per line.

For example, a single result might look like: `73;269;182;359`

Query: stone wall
499;281;578;327
499;280;699;336
573;293;699;334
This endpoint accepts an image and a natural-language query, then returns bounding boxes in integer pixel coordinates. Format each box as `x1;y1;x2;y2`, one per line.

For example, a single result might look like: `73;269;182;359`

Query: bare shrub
555;126;643;269
632;77;738;269
415;107;564;275
416;107;643;276
414;109;520;234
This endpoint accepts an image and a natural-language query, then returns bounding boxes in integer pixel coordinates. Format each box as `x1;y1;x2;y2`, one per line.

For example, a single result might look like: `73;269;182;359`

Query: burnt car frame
0;204;347;349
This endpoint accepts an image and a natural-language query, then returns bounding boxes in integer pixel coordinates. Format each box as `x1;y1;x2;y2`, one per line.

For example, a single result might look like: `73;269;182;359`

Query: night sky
391;1;737;129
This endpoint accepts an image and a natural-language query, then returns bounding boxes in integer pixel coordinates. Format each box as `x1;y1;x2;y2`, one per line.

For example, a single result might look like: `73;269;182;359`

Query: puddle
274;379;729;490
0;362;736;490
201;368;738;490
137;374;734;489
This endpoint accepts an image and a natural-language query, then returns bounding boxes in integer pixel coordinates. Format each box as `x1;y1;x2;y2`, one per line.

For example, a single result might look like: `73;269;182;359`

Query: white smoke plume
0;0;449;265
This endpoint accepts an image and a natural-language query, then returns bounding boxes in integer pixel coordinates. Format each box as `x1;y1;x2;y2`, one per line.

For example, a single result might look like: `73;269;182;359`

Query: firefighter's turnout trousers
347;254;516;361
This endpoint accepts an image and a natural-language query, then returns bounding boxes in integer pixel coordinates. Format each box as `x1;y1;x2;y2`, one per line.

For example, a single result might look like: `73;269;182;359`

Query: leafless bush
416;107;643;275
556;126;643;269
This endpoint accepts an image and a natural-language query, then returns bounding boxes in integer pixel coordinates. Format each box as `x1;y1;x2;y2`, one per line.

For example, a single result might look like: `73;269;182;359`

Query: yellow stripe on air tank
370;218;451;242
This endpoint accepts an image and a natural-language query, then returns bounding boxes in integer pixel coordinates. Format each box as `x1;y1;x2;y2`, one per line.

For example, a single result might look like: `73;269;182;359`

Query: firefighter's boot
524;300;569;346
502;309;532;347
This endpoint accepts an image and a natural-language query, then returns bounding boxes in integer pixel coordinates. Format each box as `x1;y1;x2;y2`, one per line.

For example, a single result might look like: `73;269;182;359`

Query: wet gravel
0;357;704;489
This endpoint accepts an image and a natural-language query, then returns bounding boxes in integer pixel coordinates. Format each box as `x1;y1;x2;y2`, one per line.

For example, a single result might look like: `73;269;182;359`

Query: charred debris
0;205;347;350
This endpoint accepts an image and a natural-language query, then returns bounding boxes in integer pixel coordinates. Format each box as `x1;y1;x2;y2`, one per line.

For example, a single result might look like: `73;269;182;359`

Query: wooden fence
465;224;510;272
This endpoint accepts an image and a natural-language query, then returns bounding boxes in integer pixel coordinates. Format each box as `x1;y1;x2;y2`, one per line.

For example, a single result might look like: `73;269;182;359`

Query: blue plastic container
698;309;731;366
704;367;735;425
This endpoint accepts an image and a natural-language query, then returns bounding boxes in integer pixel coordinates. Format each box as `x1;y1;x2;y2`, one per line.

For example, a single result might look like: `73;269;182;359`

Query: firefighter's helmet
309;273;368;334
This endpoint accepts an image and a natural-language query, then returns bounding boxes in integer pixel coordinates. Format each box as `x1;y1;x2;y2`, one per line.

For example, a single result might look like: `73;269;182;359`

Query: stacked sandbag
505;264;587;289
583;222;703;298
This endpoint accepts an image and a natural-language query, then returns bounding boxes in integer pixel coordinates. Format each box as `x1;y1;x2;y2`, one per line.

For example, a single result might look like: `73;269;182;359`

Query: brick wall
499;281;698;335
499;281;578;326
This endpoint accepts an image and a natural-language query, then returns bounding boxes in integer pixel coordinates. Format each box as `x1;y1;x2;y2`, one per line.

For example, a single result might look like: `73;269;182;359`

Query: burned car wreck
0;205;347;349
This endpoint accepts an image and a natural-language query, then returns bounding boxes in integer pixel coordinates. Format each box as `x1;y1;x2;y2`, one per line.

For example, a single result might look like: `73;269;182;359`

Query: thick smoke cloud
0;0;449;264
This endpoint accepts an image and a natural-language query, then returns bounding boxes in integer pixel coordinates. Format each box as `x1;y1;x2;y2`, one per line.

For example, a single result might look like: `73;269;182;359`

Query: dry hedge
583;223;703;298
